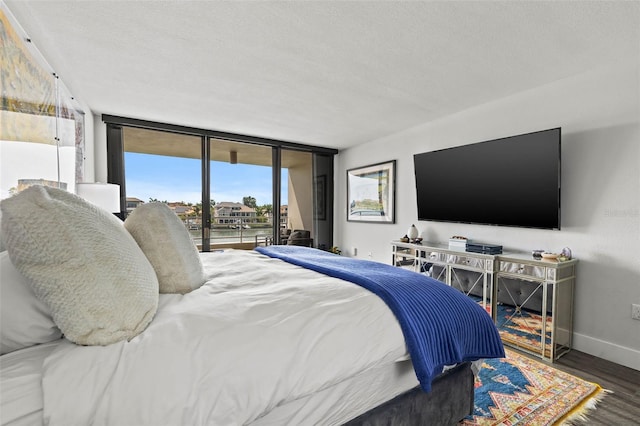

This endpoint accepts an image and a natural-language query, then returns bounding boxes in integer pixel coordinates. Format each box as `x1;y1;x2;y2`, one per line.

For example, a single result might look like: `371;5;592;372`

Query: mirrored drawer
429;252;486;269
499;261;545;279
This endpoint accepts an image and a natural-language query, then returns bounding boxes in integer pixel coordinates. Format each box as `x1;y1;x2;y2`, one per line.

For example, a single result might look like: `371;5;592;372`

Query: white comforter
41;250;406;425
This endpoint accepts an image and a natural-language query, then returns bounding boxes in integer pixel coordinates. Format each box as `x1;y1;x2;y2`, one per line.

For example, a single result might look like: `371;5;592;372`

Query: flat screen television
413;128;561;230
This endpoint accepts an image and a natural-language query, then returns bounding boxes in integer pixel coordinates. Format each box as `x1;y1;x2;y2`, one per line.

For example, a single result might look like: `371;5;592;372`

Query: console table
391;241;577;362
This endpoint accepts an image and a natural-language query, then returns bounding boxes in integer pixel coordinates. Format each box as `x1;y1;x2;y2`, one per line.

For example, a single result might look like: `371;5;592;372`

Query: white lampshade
76;183;121;213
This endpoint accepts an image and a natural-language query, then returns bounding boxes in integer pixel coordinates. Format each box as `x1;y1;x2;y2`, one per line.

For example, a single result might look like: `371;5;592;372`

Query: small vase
407;224;419;241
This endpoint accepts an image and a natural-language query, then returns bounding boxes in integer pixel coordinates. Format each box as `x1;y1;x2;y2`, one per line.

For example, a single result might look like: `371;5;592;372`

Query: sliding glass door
281;149;314;245
105;115;336;252
122;127;203;246
209;139;273;248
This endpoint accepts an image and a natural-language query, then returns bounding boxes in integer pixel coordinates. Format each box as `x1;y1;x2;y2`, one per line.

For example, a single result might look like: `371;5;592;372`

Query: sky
125;152;287;206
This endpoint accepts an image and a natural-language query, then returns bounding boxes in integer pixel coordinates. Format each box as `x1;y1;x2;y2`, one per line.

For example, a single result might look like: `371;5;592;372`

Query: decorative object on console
532;249;545;259
448;236;468;250
541;252;559;260
76;182;120;213
407;224;419;242
561;246;572;260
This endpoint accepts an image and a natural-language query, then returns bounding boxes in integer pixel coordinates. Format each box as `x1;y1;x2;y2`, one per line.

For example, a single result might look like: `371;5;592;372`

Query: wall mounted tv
413;128;561;230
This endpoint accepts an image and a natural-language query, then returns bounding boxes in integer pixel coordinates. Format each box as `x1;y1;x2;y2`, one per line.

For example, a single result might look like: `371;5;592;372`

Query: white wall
81;109;96;182
93;116;108;183
335;60;640;371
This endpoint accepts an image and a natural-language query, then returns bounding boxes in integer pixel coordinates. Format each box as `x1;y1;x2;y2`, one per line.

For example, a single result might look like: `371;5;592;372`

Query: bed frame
345;362;474;425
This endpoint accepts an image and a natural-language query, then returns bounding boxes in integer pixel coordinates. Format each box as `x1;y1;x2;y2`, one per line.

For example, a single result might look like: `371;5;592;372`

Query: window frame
104;115;336;252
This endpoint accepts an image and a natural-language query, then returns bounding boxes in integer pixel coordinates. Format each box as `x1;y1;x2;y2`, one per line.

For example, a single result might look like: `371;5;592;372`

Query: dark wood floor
539;349;640;425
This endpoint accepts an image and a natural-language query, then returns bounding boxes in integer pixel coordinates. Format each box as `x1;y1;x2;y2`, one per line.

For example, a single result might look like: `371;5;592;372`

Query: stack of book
466;242;503;255
448;237;468;250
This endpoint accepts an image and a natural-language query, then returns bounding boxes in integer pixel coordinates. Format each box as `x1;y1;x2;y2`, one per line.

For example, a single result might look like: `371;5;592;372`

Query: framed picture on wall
346;160;396;223
314;174;326;221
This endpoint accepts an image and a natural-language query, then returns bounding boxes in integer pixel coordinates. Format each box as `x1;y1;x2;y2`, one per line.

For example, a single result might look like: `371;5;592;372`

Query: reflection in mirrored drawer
499;261;545;279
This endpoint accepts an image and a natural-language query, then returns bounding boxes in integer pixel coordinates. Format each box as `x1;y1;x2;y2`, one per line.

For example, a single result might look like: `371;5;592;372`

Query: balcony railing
183;216;273;247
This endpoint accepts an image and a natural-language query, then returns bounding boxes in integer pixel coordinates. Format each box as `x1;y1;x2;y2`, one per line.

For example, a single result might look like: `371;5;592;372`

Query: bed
1;186;504;425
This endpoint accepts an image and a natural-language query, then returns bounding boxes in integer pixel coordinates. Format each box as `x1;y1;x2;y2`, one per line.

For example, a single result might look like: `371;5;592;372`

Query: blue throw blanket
255;245;505;392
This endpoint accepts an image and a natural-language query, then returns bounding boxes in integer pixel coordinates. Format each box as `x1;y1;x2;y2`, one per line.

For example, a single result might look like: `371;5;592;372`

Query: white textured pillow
0;186;159;346
124;202;204;294
0;251;62;354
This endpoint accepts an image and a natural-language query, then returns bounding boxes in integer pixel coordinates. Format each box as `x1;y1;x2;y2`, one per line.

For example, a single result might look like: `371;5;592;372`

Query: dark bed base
343;362;474;426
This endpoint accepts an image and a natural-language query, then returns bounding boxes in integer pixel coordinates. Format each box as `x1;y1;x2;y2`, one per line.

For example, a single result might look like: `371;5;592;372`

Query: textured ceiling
4;1;639;150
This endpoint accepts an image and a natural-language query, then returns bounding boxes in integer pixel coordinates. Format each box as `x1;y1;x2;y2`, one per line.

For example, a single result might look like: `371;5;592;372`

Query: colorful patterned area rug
468;295;554;358
495;303;553;359
461;349;607;425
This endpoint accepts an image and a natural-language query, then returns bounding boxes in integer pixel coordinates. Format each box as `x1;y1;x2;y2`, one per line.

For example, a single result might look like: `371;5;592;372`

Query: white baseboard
573;332;640;372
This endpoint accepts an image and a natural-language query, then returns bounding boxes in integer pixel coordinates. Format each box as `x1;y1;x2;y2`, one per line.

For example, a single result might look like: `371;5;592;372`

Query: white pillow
124;202;204;294
0;251;62;354
0;185;159;346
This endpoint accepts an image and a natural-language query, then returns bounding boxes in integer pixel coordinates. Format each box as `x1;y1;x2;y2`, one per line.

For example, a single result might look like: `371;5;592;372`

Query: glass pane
123;128;202;248
281;149;313;246
210;139;273;248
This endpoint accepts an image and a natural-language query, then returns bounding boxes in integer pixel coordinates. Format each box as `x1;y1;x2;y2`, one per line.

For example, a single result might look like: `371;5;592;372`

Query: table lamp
76;183;121;213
